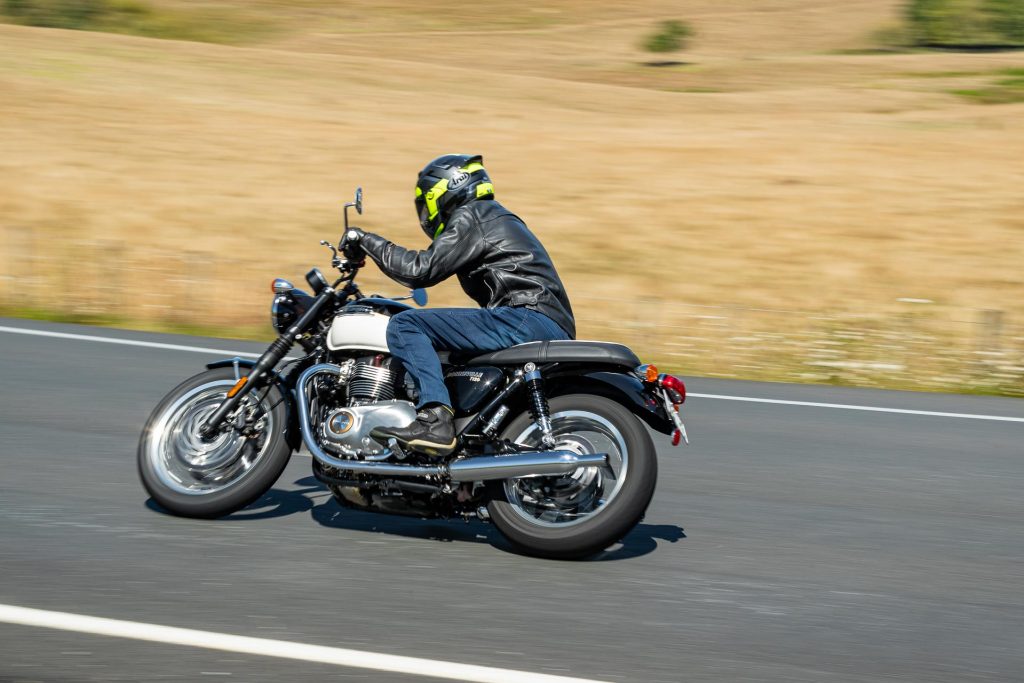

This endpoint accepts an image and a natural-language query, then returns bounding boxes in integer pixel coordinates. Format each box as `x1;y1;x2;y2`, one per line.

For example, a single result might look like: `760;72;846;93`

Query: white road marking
1;323;1021;424
0;604;610;683
0;325;261;358
688;393;1024;423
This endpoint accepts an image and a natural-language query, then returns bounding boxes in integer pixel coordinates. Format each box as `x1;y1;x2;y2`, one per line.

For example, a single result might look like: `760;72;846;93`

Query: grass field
1;1;1023;393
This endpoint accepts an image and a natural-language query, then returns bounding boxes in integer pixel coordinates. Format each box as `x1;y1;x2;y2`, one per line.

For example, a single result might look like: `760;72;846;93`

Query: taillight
657;374;686;404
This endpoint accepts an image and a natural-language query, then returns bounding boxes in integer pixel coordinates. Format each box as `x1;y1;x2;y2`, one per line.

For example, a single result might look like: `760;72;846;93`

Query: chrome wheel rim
504;410;628;528
146;380;273;496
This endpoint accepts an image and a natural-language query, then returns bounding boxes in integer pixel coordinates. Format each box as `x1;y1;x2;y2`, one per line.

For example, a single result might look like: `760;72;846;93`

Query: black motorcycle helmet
414;154;494;239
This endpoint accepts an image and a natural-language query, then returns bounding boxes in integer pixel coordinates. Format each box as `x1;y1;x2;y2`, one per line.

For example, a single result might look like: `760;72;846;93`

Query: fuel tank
327;305;391;353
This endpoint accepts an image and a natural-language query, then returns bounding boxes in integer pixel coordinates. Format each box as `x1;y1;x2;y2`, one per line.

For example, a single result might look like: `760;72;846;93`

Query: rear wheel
138;367;292;518
487;394;657;559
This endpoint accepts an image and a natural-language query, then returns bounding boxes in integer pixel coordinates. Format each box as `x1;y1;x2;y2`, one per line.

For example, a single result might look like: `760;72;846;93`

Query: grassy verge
4;306;1021;398
951;67;1024;102
0;305;273;342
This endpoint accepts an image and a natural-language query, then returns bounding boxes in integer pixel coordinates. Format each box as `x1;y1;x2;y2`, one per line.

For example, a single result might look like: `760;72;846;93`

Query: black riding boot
371;404;456;457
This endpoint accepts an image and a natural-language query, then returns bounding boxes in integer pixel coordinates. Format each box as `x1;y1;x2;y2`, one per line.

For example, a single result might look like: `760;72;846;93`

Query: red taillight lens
658;374;686;404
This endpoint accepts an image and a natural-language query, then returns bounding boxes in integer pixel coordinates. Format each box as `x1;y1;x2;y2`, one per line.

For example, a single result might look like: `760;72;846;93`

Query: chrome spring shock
524;362;556;447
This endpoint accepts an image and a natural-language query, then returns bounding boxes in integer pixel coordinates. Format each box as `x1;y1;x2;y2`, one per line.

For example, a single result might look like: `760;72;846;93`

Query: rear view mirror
344;187;363;230
412;288;428;307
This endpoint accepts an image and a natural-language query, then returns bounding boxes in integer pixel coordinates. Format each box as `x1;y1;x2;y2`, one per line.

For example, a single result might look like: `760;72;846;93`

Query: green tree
642;20;694;54
984;0;1024;44
3;0;106;29
906;0;971;45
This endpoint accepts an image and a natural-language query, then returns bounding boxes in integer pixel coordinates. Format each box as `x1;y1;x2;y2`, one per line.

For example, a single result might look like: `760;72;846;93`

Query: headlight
271;294;297;333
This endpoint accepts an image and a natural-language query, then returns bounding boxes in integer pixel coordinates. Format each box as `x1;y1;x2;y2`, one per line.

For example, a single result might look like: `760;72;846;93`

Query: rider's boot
371;404;456;457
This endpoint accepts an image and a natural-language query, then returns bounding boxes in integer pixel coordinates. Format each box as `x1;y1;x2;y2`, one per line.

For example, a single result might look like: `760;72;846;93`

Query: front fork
198;286;335;439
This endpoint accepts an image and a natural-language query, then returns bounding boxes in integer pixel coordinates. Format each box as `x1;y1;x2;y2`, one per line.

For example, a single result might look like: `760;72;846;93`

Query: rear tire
138;367;292;519
487;394;657;560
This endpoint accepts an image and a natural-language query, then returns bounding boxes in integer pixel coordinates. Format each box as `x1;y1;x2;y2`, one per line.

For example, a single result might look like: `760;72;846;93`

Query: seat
464;340;640;368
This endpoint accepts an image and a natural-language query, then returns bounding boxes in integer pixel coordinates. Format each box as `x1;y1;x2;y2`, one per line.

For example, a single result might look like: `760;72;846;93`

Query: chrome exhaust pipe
296;363;607;481
447;451;607;481
296;364;444;478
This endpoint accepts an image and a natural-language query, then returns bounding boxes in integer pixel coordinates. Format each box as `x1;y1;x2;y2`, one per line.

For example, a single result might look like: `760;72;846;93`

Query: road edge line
0;604;610;683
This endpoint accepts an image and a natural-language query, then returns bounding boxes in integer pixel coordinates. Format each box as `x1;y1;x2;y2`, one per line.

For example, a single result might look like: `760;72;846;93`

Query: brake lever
321;240;350;271
320;239;340;258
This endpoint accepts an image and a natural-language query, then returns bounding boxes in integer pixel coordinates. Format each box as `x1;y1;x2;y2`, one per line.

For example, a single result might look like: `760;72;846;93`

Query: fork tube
198;287;335;438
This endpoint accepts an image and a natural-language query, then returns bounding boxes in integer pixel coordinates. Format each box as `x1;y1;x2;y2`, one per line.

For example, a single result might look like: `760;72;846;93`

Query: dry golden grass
1;1;1023;391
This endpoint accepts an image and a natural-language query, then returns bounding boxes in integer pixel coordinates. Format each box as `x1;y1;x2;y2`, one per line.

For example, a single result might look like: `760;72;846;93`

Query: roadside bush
985;0;1024;43
1;0;269;43
905;0;1024;47
642;19;693;54
3;0;107;29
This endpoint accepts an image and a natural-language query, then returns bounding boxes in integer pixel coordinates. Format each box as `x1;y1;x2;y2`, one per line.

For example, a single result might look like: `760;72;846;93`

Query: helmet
414;154;494;239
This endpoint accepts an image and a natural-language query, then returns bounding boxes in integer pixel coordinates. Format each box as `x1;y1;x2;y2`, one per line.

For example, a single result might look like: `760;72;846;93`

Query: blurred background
1;0;1022;395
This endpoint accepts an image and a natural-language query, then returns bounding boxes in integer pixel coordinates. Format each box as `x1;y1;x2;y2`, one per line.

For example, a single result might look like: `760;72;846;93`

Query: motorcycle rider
342;154;575;457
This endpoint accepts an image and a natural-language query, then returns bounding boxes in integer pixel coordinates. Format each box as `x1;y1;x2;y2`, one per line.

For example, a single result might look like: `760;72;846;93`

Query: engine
347;361;397;403
312;357;417;458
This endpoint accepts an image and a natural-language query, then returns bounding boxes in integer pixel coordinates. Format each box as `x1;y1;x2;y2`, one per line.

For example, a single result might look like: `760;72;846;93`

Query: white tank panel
327;312;391;353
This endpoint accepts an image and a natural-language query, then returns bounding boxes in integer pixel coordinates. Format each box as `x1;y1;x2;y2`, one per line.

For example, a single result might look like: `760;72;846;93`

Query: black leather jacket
359;200;576;338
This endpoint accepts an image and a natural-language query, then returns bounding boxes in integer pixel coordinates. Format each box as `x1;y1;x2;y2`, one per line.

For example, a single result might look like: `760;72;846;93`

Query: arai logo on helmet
448;171;471;190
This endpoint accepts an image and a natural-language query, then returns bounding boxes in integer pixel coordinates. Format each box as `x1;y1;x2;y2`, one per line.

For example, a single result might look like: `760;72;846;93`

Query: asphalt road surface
1;318;1022;682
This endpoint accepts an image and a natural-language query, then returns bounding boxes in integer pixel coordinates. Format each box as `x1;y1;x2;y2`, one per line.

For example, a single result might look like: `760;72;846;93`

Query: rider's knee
386;310;419;346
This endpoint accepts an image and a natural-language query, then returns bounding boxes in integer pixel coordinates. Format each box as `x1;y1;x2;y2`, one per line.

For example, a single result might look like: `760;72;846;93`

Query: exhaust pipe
447;451;607;481
296;363;607;481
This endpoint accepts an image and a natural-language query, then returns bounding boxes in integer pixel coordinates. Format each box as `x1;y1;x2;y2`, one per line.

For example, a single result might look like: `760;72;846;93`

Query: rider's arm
359;215;485;289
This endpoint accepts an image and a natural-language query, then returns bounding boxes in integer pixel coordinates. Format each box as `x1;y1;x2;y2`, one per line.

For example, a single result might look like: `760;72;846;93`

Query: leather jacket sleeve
359;213;486;290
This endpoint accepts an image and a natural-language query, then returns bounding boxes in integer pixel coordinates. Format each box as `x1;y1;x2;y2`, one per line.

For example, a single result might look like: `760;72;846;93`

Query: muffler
296;363;608;482
447;451;607;481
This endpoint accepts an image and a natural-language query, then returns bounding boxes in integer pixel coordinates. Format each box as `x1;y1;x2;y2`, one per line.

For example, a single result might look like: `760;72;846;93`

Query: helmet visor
415;196;430;230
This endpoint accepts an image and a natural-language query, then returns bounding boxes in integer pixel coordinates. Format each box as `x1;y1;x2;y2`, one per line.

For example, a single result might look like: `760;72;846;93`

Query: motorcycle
138;189;689;559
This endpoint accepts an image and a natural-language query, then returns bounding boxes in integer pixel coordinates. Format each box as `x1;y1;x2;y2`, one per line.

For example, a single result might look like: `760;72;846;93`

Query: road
1;318;1022;682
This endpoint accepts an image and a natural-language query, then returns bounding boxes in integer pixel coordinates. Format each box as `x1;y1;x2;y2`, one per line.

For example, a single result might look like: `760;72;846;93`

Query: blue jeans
386;307;571;408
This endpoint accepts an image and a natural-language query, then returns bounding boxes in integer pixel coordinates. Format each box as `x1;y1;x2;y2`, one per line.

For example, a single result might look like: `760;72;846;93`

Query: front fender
205;357;302;451
549;370;674;435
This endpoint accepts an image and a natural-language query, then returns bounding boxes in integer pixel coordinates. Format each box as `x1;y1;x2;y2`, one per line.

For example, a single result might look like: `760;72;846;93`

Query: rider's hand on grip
342;228;365;263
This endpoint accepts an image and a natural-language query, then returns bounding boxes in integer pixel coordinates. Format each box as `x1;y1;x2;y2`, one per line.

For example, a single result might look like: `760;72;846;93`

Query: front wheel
138;367;292;518
487;394;658;559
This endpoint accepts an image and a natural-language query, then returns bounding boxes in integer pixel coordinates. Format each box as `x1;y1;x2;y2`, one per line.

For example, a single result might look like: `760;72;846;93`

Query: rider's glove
342;228;365;262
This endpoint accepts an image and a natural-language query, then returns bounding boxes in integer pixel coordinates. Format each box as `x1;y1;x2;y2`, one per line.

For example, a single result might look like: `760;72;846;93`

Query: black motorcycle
138;189;689;559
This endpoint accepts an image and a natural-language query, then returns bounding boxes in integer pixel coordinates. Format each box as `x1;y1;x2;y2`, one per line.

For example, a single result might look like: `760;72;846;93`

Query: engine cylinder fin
346;363;396;402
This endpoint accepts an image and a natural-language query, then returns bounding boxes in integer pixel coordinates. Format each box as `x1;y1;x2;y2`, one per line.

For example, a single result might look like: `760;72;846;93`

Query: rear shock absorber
524;362;556;447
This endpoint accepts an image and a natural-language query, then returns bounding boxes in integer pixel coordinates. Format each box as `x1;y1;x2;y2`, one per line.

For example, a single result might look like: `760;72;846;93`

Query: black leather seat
465;340;640;368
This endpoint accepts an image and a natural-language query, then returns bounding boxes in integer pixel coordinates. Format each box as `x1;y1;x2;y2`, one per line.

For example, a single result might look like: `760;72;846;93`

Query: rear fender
549;370;674;435
205;358;302;451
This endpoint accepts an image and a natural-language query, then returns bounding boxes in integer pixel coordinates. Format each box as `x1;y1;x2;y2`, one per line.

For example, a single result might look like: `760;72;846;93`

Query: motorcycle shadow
146;477;686;560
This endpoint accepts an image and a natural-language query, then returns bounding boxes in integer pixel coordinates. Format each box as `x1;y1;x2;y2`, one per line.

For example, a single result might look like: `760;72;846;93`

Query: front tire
138;367;292;519
487;394;657;559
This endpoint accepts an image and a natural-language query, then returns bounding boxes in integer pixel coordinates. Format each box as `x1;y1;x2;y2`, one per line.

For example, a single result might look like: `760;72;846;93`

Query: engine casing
320;400;417;457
